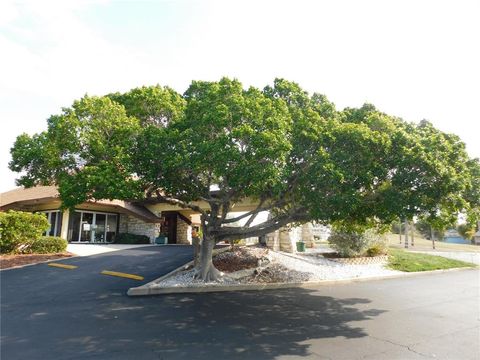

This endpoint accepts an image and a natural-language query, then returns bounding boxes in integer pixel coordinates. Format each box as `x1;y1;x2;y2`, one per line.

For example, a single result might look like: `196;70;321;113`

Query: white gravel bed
153;269;238;288
150;248;402;288
268;250;402;281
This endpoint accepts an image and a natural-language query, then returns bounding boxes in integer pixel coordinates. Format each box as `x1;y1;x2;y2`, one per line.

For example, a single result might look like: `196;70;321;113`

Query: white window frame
41;210;61;237
72;210;118;243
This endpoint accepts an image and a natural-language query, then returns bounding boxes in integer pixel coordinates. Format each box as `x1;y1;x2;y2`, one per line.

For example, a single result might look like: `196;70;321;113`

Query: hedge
27;236;68;254
113;233;150;244
0;210;50;254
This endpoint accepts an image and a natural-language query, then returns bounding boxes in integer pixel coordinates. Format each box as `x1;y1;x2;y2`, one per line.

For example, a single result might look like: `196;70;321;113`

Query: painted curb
127;265;477;296
0;254;79;271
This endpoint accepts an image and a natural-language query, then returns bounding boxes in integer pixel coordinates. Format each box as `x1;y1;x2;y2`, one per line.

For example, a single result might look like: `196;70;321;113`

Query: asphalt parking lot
1;246;479;360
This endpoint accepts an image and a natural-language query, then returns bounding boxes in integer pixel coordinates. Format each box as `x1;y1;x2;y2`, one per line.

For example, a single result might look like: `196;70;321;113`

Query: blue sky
1;0;479;192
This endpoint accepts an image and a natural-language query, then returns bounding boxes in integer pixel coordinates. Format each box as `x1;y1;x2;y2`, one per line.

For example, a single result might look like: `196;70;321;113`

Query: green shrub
328;229;387;257
114;233;150;244
365;244;387;257
27;236;68;254
0;210;50;254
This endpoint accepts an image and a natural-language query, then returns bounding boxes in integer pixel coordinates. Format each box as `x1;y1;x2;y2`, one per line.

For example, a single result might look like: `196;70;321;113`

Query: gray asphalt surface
1;247;479;360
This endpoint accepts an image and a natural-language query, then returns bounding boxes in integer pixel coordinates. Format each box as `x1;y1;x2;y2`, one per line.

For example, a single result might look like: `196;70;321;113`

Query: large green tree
9;78;479;281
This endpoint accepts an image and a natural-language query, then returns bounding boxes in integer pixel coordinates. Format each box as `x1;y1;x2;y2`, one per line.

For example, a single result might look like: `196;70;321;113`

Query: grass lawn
388;248;476;272
387;233;480;252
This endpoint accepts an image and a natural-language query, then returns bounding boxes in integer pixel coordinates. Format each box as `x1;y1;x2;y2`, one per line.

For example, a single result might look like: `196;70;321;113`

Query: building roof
0;186;160;223
0;186;59;207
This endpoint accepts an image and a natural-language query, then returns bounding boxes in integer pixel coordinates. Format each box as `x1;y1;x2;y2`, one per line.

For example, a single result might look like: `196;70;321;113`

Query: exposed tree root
194;263;223;282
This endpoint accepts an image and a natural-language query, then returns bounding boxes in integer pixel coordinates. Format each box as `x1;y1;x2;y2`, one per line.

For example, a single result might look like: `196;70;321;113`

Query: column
60;209;70;240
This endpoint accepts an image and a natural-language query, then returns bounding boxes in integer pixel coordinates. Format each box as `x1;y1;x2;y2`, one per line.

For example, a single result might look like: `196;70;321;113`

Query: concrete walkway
410;250;480;265
67;243;158;257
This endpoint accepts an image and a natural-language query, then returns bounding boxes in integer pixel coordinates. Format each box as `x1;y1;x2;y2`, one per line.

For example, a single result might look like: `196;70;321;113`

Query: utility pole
404;219;409;249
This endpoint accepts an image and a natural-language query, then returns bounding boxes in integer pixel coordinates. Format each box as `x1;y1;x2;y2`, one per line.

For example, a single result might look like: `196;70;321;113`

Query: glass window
80;212;94;242
41;211;62;237
55;213;63;237
69;211;82;242
95;214;106;242
106;214;117;243
68;211;118;243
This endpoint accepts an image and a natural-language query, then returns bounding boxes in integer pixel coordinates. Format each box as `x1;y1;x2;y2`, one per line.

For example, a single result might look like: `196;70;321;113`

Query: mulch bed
0;253;74;269
213;246;269;273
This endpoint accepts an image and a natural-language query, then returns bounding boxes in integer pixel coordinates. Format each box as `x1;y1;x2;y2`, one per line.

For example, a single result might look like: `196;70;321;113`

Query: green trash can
155;235;168;245
296;241;305;252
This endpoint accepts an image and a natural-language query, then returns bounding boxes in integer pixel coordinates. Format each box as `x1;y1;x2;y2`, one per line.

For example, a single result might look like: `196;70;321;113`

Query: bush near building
28;236;68;254
0;210;50;254
114;233;150;244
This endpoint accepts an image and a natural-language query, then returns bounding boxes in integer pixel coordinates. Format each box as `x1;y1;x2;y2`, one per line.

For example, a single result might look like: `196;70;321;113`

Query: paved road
1;251;479;360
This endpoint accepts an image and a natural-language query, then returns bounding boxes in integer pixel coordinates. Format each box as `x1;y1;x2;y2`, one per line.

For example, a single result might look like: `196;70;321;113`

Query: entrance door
68;211;118;243
80;212;94;242
160;213;177;244
94;214;106;242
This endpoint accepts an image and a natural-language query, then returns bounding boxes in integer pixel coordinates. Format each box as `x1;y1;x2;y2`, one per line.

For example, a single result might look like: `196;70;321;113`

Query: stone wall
301;223;315;248
266;223;321;253
278;226;302;252
176;216;192;245
266;230;280;251
119;214;158;243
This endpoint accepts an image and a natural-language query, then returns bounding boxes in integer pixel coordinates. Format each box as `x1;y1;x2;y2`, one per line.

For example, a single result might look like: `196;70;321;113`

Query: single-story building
0;186;329;252
0;186;199;245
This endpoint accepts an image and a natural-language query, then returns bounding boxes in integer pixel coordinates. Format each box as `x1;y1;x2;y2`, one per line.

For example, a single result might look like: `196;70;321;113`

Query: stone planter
327;255;388;265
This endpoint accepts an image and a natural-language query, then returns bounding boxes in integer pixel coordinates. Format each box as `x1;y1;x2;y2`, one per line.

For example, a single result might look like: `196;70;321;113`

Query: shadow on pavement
4;288;386;359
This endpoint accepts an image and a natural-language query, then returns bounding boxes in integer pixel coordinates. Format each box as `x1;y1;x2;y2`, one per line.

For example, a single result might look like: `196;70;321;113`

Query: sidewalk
67;243;155;257
408;250;480;265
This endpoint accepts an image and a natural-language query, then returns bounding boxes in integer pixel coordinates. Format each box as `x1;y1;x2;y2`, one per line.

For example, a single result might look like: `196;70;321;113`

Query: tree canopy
9;77;480;280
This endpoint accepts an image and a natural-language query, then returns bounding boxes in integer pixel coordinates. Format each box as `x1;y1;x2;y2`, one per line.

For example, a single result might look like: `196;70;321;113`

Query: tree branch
222;197;288;224
154;190;207;217
215;208;310;241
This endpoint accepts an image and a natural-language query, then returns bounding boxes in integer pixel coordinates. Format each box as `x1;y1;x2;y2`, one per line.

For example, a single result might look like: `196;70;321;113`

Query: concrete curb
0;254;79;271
127;262;477;296
127;246;231;295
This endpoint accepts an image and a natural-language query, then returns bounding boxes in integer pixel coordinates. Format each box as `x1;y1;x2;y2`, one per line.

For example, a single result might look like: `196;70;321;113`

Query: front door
68;211;118;243
160;213;177;244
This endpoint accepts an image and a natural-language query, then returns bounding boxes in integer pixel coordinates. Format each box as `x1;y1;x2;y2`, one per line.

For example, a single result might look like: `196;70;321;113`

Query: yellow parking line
48;263;78;270
101;270;144;281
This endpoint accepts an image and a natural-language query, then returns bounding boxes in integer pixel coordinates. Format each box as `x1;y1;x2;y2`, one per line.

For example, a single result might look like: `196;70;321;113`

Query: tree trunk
410;221;414;247
194;235;222;282
193;236;201;268
431;226;435;250
399;222;402;244
404;220;409;248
